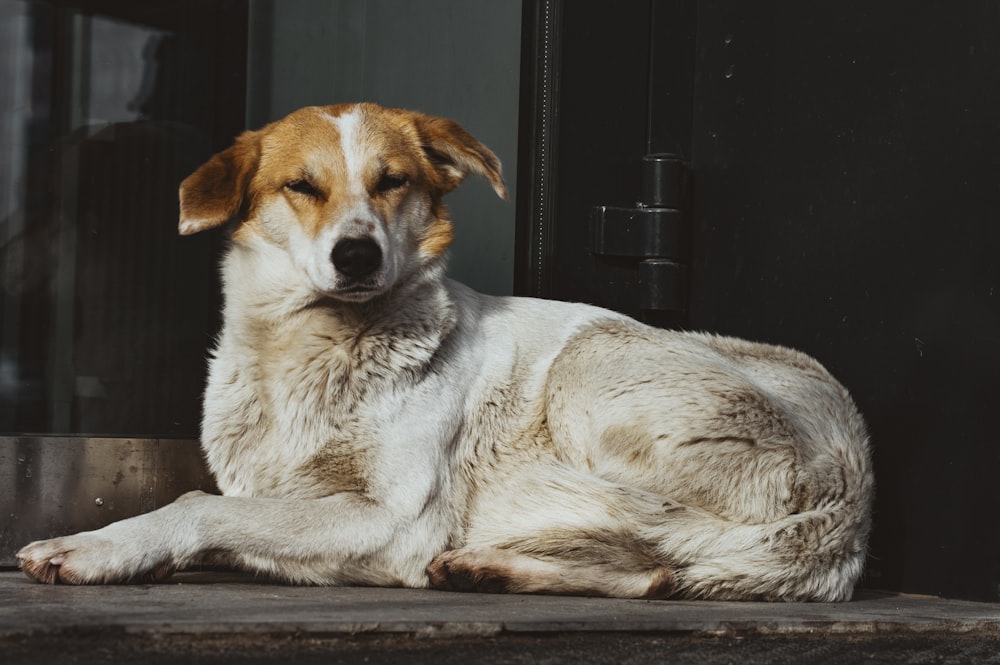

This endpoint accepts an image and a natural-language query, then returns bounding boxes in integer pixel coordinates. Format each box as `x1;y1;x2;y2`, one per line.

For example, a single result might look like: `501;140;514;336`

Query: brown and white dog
18;103;874;601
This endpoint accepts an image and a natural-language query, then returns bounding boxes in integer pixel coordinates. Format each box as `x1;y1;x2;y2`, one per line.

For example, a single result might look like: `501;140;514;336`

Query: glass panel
1;0;518;438
0;0;245;436
246;0;522;296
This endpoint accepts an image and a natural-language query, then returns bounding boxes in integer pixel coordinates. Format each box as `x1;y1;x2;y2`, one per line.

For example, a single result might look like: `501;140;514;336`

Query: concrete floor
3;571;999;664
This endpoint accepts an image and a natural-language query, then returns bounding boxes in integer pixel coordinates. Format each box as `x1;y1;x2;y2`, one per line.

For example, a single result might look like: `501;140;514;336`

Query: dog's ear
411;113;508;200
178;131;261;235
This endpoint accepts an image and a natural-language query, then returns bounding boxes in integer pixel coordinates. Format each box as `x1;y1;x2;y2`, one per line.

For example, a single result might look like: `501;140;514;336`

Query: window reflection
0;1;245;436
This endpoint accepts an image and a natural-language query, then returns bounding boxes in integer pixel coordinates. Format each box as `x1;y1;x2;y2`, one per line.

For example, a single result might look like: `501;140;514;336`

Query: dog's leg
427;546;676;598
18;491;205;585
17;490;432;586
429;443;868;601
427;461;687;599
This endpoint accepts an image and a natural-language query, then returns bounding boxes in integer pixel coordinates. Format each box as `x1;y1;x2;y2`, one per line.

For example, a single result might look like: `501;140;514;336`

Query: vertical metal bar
47;11;88;431
646;0;697;159
0;2;32;428
514;0;561;298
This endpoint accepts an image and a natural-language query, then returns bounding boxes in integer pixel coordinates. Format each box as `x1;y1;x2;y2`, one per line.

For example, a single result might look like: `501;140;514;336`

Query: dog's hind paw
426;548;518;594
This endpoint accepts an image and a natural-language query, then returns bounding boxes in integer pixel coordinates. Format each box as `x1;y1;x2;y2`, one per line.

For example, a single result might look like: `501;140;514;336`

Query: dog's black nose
331;237;383;279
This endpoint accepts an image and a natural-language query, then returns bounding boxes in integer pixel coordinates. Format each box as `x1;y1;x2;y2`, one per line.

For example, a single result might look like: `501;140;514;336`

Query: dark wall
687;1;1000;602
526;0;1000;601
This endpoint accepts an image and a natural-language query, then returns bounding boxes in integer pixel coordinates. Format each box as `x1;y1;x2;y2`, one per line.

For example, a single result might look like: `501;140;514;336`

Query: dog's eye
285;179;321;198
375;173;408;194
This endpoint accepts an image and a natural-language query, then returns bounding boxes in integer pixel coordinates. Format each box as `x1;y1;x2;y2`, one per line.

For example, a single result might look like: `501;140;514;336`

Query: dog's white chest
199;303;450;498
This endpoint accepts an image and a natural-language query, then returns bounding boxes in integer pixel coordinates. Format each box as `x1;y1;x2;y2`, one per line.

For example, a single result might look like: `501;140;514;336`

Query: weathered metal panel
1;437;216;566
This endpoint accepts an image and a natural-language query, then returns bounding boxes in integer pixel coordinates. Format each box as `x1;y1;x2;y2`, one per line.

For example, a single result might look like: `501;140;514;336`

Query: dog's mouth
327;281;386;303
300;261;391;304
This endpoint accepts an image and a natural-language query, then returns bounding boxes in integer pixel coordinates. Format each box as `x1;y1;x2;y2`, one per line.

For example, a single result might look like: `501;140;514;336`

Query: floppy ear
410;113;508;200
178;131;261;235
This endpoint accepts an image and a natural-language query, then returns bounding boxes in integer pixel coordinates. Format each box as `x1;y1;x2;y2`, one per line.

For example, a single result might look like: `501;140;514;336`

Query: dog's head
178;103;506;302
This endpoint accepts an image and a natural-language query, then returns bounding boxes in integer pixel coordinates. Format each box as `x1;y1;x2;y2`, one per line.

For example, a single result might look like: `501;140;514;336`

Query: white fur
327;108;364;186
18;104;874;600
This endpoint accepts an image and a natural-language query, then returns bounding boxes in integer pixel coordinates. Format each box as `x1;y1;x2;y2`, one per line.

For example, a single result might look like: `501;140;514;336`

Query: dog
18;103;873;601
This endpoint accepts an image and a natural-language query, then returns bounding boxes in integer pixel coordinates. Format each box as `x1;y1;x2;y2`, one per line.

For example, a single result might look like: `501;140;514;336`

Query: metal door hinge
589;154;690;324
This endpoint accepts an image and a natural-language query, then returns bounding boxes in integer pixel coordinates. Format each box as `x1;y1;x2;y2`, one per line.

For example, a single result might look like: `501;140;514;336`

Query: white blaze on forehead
326;108;365;190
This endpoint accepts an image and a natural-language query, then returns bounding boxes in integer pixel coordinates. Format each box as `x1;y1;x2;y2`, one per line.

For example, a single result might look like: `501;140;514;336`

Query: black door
517;0;1000;602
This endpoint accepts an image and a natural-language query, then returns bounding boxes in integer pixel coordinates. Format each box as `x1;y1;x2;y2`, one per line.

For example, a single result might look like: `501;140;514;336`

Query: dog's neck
217;237;459;376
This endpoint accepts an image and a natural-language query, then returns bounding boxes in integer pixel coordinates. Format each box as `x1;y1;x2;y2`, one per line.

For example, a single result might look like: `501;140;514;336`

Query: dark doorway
518;0;1000;602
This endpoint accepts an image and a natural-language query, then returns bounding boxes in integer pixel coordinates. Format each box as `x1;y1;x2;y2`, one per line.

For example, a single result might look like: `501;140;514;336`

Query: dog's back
424;292;872;601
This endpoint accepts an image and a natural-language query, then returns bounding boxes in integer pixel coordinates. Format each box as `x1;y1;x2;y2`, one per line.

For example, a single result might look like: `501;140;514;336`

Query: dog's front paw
17;533;176;585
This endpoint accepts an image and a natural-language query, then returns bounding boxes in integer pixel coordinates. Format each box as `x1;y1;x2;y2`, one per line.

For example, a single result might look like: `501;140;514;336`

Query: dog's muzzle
331;237;383;280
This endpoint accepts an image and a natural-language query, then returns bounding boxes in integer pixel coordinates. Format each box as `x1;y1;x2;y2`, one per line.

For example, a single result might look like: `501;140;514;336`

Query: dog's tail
654;422;874;601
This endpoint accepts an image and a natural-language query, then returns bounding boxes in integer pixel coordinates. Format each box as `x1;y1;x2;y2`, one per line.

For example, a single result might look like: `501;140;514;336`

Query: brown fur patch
406;112;507;199
178;130;261;235
711;388;795;444
302;438;370;494
500;527;662;570
18;557;59;585
253;107;353;240
600;424;657;467
677;435;757;448
419;216;454;257
426;555;516;594
641;568;678;599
